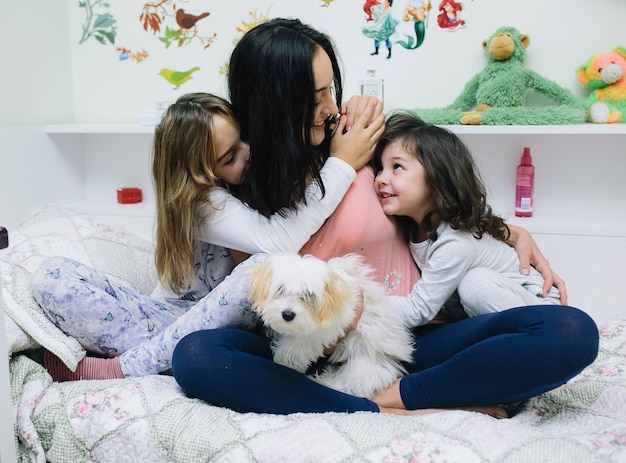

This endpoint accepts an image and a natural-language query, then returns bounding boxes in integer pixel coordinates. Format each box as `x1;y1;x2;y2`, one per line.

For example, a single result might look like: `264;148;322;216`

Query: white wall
0;127;85;227
2;0;618;125
0;1;74;127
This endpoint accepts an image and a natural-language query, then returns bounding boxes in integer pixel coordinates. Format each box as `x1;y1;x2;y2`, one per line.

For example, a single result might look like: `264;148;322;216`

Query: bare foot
378;406;446;416
371;379;404;408
372;379;509;419
379;405;508;419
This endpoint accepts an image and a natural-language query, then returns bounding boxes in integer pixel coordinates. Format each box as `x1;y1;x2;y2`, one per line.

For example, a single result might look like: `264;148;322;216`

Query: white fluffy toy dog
246;253;414;399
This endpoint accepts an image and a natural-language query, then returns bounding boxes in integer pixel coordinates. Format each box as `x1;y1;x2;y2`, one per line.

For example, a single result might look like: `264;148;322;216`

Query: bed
2;204;626;463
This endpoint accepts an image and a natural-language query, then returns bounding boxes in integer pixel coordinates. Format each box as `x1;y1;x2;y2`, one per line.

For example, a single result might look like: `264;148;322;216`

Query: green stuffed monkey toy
412;26;587;125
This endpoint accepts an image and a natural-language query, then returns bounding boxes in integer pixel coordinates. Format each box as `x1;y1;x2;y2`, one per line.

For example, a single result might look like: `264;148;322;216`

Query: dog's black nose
282;310;296;322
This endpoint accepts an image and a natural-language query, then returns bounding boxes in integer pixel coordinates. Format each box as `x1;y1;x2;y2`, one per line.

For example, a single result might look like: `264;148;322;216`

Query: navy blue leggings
171;305;599;414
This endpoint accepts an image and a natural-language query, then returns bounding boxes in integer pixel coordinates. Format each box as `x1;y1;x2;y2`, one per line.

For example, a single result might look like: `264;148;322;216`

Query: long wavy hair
228;18;344;217
374;111;510;242
152;92;238;293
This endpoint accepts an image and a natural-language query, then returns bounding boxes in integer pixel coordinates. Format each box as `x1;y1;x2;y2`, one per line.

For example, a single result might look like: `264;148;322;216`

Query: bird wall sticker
158;67;200;89
175;9;210;29
140;2;216;49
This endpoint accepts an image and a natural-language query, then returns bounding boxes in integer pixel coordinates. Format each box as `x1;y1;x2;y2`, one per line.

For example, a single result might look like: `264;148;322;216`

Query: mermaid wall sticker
437;0;465;31
363;0;379;21
397;0;431;49
362;0;399;59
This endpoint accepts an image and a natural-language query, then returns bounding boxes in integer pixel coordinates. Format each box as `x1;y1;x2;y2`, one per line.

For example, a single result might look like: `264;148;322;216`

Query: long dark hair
228;18;344;217
374;111;510;242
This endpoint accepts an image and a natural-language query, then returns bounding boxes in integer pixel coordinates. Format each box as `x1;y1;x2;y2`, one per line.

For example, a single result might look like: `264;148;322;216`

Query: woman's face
310;47;339;147
211;114;250;185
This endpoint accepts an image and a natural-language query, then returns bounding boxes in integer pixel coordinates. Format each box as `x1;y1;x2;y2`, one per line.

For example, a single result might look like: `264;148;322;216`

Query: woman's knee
558;306;599;360
537;305;599;368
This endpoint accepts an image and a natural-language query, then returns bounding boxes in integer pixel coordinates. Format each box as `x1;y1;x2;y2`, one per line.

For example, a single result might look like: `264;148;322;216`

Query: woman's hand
330;100;385;171
341;95;384;130
507;224;568;304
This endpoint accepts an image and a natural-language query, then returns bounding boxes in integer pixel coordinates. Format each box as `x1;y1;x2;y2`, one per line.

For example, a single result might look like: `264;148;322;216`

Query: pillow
0;204;158;369
3;312;40;354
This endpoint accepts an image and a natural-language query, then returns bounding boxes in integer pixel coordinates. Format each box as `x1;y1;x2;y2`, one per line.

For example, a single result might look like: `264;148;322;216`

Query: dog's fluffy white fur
246;253;414;399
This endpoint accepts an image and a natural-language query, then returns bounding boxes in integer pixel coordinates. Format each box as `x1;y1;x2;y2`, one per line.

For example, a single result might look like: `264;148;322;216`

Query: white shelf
44;123;626;135
442;124;626;135
506;215;626;238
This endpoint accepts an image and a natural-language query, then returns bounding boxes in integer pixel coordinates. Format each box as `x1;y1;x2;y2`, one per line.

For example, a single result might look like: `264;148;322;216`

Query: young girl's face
375;140;433;223
211;114;250;185
310;47;339;147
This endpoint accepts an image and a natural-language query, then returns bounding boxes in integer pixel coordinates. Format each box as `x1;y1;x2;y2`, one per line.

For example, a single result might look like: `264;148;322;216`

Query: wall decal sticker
436;0;465;31
158;67;201;89
363;0;378;21
362;0;398;59
116;47;149;63
78;0;117;45
220;9;270;75
140;1;216;50
396;0;430;49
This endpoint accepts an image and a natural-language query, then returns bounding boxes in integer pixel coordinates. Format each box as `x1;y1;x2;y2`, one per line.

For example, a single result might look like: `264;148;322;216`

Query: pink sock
43;351;125;381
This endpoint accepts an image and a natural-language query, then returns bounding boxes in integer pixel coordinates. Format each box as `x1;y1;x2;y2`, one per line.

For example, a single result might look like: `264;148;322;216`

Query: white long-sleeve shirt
151;157;356;299
391;222;558;327
197;157;356;254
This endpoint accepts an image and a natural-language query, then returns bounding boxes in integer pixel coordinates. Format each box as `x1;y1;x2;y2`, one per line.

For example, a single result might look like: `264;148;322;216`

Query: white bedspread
11;319;626;463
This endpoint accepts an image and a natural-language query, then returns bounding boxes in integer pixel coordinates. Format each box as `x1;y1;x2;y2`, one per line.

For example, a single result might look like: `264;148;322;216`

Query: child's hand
508;224;568;304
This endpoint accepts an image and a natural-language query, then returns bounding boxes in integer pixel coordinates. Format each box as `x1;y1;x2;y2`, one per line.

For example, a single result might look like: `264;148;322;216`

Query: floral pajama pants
31;253;266;377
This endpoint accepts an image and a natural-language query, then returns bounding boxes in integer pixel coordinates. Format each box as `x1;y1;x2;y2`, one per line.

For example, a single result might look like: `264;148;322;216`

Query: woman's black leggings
172;305;599;414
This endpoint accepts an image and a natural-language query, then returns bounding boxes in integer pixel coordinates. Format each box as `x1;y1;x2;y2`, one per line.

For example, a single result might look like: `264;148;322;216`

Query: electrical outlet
358;78;384;102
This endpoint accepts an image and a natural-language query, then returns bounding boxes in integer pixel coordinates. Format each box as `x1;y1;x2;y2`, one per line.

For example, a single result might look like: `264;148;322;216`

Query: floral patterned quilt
11;320;626;463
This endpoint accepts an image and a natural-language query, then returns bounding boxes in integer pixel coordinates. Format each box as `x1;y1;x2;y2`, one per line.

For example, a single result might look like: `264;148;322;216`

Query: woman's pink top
300;167;421;297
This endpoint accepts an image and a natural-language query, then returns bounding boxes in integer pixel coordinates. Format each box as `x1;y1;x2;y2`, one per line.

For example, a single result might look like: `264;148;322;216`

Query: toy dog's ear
615;46;626;60
246;262;272;313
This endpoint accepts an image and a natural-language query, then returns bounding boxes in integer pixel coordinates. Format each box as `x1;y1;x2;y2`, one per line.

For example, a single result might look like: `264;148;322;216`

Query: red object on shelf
117;187;143;204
